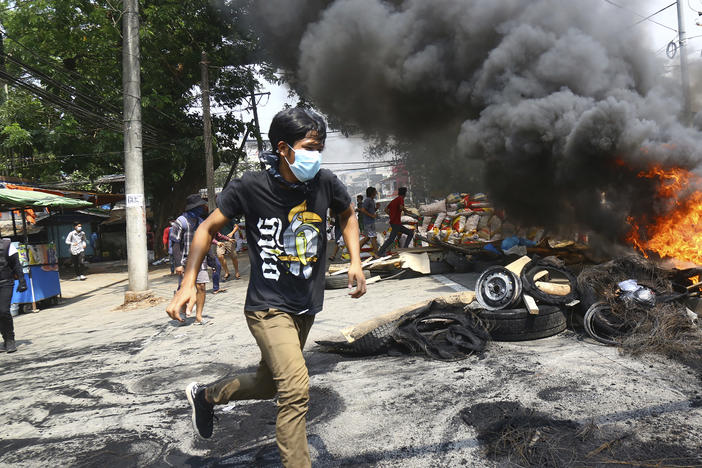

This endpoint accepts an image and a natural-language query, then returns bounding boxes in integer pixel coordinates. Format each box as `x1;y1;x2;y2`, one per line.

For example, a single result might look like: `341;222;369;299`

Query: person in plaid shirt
170;194;210;324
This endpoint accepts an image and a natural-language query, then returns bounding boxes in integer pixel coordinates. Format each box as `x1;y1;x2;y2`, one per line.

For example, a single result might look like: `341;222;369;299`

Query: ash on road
1;263;700;467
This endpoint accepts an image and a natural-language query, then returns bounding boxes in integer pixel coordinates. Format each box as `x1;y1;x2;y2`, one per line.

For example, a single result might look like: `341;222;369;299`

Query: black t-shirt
217;169;351;315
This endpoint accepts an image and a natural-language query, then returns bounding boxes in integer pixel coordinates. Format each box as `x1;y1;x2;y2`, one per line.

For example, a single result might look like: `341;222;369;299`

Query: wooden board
523;293;539;315
505;255;531;275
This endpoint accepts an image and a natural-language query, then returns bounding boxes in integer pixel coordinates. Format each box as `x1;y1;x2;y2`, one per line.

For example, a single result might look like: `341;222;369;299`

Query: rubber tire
477;305;566;341
325;270;371;290
350;318;402;354
521;260;577;306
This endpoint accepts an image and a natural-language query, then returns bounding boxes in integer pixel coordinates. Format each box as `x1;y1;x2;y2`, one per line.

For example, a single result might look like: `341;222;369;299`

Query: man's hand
175;266;184;276
166;284;197;322
347;263;367;298
16;282;27;293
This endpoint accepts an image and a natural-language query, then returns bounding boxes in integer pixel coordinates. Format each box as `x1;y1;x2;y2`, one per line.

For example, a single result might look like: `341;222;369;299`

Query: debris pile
317;292;489;360
461;401;702;467
321;251;702;371
417;192;507;245
577;256;702;370
410;192;597;269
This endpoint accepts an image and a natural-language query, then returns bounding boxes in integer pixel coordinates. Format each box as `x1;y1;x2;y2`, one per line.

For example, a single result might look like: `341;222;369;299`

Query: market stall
0;188;92;311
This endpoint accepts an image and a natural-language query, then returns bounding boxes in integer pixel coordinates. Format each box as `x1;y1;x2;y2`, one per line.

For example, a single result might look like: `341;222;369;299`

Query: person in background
232;220;246;253
167;107;366;468
65;222;87;280
0;238;27;353
355;194;364;234
170;195;210;324
378;187;414;256
146;223;155;253
358;186;379;257
328;212;344;261
90;227;99;260
215;223;241;280
163;220;175;275
206;243;225;295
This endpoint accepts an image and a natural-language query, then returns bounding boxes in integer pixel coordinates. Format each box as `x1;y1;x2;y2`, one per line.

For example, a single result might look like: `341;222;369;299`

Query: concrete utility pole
200;51;216;212
122;0;150;298
677;0;692;123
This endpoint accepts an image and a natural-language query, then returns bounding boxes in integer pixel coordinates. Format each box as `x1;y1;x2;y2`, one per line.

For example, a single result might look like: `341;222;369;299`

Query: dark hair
269;107;327;152
73;222;81;227
366;186;376;197
357;194;364;200
398;187;407;197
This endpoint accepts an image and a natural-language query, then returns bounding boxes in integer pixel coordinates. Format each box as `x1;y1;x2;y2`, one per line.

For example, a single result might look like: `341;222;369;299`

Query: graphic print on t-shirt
257;200;322;281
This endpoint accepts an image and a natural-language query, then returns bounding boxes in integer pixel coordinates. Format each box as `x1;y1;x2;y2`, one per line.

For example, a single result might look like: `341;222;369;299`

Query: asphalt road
0;258;700;467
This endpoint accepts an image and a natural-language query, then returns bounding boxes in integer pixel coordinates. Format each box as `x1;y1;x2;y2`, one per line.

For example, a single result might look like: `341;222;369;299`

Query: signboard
125;193;145;208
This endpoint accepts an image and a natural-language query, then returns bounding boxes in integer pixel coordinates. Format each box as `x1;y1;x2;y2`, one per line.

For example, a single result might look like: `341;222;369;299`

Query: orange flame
626;166;702;266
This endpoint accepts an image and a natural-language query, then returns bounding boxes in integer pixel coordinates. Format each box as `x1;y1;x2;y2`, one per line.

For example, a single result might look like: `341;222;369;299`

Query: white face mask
76;227;82;232
285;144;322;182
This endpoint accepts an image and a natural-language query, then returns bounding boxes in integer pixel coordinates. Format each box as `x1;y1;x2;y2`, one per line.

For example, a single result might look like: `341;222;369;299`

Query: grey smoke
248;0;702;240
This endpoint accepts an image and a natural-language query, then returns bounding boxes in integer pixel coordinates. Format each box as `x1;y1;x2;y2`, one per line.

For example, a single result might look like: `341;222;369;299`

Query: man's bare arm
339;203;366;298
166;209;230;321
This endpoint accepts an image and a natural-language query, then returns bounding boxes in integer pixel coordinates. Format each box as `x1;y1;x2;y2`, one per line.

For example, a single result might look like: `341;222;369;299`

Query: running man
166;108;366;468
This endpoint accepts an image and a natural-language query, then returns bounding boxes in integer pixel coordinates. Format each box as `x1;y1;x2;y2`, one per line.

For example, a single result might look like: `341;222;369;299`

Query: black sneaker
5;339;16;353
186;382;215;439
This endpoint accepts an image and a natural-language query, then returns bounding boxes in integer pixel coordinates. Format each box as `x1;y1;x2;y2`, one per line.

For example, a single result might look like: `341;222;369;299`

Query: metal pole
200;51;216;212
677;0;692;123
122;0;149;294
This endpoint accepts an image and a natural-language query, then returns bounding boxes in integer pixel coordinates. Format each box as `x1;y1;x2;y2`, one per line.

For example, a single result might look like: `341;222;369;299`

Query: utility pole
249;84;264;154
0;32;8;103
677;0;692;123
122;0;149;299
200;51;216;212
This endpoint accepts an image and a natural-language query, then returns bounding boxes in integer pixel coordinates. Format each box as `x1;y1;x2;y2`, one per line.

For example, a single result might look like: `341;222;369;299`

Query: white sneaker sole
185;382;204;439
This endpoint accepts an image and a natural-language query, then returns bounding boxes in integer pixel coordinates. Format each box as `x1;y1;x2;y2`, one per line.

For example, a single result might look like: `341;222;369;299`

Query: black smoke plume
246;0;702;240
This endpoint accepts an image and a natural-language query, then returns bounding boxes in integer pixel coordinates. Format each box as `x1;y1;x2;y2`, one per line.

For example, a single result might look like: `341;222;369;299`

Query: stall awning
0;188;93;210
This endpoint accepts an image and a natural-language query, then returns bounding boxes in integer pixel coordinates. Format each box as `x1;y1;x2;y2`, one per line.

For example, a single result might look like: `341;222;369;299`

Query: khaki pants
207;309;315;468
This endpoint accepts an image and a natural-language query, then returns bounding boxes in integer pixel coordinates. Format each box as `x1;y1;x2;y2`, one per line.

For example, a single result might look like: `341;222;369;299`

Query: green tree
0;0;266;244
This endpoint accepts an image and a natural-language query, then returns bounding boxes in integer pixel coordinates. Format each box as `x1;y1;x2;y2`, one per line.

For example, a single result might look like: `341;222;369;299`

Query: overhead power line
603;0;678;32
633;2;677;27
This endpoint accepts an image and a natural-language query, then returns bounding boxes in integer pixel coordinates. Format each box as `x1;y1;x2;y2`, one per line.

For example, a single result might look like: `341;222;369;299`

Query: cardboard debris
398;252;431;275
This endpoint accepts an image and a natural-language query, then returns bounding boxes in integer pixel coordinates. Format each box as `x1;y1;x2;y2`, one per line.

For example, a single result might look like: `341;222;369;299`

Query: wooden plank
330;255;395;276
523;294;539;315
535;281;571;296
366;275;382;285
505;255;531;275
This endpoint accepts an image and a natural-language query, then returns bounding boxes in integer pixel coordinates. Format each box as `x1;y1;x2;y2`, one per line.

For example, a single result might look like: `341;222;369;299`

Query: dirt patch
461;401;702;467
112;295;167;312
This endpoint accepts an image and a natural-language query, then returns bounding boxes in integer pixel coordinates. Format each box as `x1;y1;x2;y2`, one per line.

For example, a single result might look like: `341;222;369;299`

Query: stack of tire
474;259;577;341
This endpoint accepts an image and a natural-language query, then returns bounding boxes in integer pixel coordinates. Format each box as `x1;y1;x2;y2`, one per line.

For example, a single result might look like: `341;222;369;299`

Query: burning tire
325;270;372;290
476;305;566;341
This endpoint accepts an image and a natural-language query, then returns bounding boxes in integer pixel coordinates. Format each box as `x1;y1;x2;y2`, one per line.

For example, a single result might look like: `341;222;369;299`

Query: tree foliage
0;0;265;226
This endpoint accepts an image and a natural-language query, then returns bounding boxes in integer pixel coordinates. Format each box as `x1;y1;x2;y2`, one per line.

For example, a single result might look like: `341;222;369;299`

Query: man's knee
277;373;310;408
